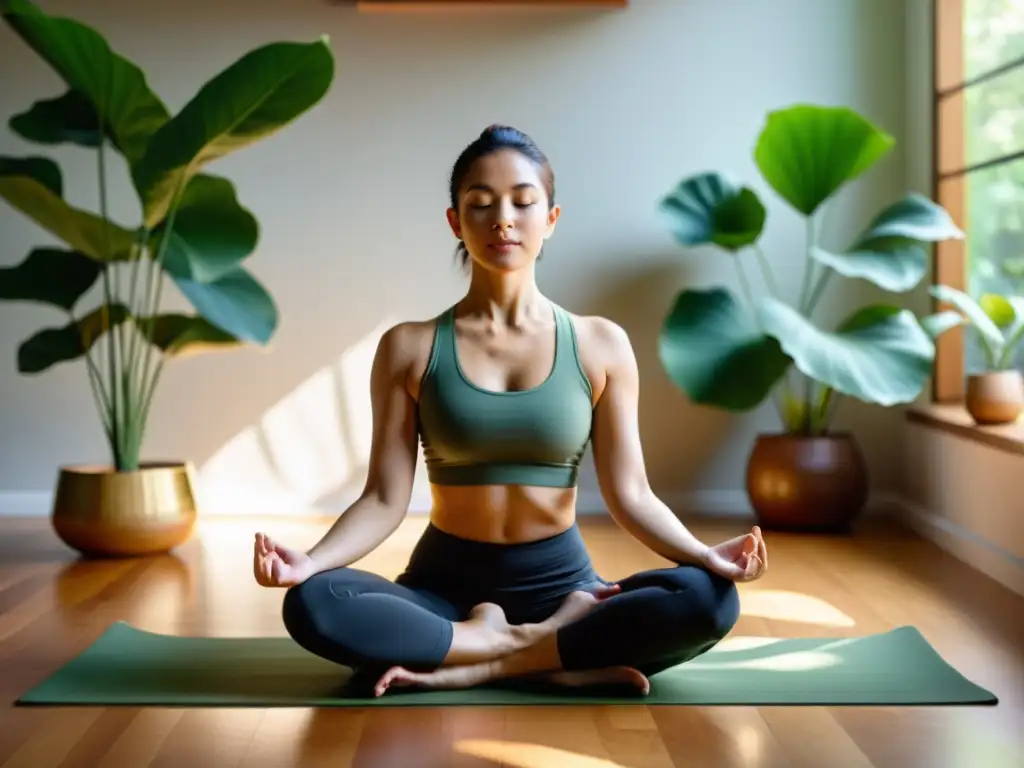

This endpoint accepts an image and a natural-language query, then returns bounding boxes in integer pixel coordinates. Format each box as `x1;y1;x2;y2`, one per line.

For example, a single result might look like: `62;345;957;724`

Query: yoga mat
17;621;998;707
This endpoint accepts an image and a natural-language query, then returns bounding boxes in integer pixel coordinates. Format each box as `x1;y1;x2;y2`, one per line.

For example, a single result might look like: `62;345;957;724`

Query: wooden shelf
906;403;1024;456
354;0;628;12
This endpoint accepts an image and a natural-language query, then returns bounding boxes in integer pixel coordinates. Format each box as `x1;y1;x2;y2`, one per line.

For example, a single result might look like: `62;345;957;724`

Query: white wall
0;0;914;517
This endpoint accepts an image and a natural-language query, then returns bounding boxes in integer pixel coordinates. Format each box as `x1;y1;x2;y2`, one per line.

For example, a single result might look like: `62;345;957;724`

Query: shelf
354;0;628;11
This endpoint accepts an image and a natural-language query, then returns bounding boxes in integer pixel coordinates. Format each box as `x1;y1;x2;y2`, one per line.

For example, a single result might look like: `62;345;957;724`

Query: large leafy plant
657;104;963;435
0;0;334;470
930;285;1024;372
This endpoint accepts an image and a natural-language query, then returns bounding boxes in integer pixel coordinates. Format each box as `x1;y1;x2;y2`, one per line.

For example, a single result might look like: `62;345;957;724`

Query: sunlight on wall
194;317;426;516
740;589;856;627
453;740;626;768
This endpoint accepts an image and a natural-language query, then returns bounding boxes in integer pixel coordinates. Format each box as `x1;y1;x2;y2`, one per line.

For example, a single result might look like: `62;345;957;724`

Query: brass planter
965;370;1024;425
745;432;868;533
51;462;199;557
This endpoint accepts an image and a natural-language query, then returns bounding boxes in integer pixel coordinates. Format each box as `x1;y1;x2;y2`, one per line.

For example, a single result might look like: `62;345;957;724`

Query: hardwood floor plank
0;514;1019;768
93;709;184;768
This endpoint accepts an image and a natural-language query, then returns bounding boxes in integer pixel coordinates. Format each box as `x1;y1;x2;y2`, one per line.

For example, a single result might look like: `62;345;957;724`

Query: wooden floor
0;513;1021;768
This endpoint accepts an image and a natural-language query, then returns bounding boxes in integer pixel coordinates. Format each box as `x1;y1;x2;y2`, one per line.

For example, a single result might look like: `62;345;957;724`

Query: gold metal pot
51;462;199;557
746;432;869;532
965;370;1024;425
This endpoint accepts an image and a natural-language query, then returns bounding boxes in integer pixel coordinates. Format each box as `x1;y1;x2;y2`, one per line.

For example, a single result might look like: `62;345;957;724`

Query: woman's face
447;148;560;273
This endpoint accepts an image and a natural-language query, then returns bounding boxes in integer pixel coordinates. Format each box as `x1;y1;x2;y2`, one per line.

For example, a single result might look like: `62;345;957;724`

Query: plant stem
138;357;165;449
96;139;124;470
75;310;114;442
753;243;781;298
133;178;186;453
733;257;757;317
735;256;788;426
805;269;833;318
797;215;817;316
121;228;150;468
802;375;814;435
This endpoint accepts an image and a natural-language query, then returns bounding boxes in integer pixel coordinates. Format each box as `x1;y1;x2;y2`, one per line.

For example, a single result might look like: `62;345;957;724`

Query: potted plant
0;0;335;556
930;285;1024;425
656;103;963;532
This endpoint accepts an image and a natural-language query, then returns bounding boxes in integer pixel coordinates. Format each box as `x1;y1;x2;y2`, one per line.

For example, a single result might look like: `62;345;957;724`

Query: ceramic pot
745;432;868;532
965;370;1024;425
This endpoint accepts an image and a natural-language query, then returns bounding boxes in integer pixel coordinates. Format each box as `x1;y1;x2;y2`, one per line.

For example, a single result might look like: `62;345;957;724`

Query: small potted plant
930;285;1024;424
0;0;335;556
656;103;963;532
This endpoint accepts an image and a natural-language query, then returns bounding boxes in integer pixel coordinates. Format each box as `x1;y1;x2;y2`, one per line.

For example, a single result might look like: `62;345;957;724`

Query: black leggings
282;522;740;678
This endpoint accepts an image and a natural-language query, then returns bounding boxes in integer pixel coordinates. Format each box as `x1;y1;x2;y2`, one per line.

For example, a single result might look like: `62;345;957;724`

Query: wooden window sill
906;404;1024;456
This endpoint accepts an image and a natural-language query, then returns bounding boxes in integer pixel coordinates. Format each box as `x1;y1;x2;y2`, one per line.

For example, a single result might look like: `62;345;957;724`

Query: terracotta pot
965;370;1024;425
51;462;199;557
745;432;868;532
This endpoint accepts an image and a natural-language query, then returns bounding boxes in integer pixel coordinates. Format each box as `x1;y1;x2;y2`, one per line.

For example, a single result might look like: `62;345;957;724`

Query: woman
253;125;767;697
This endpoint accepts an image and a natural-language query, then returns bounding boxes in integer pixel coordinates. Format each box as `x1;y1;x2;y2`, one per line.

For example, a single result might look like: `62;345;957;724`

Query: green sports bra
416;303;595;488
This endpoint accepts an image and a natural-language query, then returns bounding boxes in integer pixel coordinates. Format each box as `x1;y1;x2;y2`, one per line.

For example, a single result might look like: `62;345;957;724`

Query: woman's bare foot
375;586;627;695
543;666;650;695
373;663;649;697
540;585;620;630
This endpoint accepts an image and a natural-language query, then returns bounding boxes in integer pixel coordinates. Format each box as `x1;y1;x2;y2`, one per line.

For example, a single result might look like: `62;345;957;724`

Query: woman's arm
588;318;711;566
304;322;421;573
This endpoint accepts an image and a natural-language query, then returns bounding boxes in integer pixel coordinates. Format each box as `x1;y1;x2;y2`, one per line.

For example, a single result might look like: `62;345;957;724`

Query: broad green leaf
810;244;927;293
136;314;243;357
759;299;935;406
659;172;766;251
0;155;135;260
929;285;1004;358
754;104;895;216
979;293;1014;327
154;174;258;282
172;267;278;345
133;37;334;227
811;193;964;292
0;155;61;195
9;90;102;148
17;303;129;373
849;193;964;245
0;247;100;310
920;310;965;339
2;0;169;165
658;287;791;411
997;296;1024;368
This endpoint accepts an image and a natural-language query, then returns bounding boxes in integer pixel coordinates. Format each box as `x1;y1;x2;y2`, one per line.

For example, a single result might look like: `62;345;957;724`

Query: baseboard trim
889;495;1024;597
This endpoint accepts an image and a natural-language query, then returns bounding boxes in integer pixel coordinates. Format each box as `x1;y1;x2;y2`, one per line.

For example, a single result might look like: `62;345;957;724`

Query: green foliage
930;285;1024;371
657;104;964;435
0;0;335;470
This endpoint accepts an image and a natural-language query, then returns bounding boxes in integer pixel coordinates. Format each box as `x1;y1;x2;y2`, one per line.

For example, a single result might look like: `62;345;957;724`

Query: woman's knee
663;565;741;641
281;572;332;645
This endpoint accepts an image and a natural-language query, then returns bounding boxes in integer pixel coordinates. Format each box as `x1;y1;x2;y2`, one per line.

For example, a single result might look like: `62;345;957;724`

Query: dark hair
449;124;556;268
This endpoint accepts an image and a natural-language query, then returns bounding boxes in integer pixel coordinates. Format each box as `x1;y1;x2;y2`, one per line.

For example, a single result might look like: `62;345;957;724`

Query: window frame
931;0;1024;403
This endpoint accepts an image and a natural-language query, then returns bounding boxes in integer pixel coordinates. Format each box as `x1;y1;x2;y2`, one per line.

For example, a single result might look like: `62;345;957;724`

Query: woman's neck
461;264;548;326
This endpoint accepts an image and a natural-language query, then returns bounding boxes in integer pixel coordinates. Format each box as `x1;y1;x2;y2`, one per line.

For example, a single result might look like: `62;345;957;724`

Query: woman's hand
253;532;316;588
700;525;767;583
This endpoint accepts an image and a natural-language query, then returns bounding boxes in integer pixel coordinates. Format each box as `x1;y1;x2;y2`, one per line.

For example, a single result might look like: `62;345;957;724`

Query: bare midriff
428;484;579;544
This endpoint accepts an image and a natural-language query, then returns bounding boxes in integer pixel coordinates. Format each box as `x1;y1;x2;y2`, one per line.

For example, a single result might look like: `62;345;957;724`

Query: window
933;0;1024;402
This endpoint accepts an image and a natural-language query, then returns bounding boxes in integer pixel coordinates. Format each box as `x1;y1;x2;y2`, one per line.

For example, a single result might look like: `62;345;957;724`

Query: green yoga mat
17;621;997;707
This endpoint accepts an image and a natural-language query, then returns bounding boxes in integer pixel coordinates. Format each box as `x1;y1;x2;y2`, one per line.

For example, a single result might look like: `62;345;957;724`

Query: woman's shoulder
375;310;448;398
562;310;634;360
560;310;637;402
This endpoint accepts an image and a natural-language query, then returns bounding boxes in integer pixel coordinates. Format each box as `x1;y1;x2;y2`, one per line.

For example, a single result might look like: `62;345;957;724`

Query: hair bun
482;123;513;138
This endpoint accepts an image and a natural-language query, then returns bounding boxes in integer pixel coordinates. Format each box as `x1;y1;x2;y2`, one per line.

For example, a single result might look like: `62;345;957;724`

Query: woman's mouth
489;241;520;252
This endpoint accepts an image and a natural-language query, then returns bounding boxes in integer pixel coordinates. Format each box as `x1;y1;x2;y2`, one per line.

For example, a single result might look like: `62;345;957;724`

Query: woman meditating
253;125;768;697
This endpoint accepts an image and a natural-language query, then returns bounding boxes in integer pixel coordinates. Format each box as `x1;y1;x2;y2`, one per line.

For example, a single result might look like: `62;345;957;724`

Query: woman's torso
403;300;608;544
